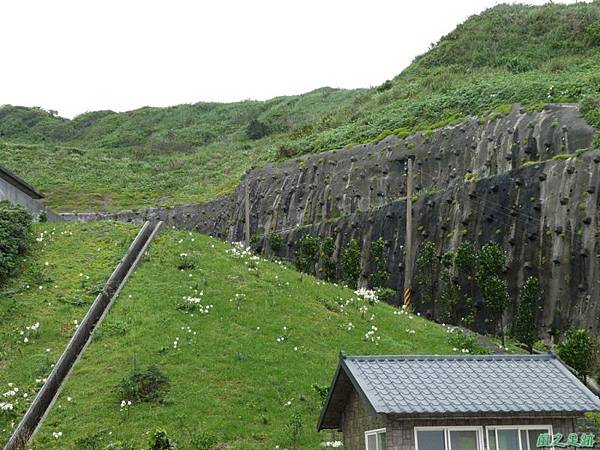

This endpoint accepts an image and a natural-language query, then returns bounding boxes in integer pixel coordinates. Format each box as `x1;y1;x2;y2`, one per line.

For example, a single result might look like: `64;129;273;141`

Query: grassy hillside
0;88;363;212
0;222;138;445
2;2;600;212
23;228;478;449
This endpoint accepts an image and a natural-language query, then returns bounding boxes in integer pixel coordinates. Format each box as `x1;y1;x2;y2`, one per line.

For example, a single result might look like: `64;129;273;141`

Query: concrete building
0;165;59;220
318;354;600;450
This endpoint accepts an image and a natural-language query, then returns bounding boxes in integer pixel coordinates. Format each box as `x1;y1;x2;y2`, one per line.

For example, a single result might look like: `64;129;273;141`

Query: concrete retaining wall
59;195;234;236
53;104;600;342
3;221;163;450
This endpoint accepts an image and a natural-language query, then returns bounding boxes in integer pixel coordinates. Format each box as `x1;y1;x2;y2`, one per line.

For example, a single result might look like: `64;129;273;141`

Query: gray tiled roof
342;354;600;417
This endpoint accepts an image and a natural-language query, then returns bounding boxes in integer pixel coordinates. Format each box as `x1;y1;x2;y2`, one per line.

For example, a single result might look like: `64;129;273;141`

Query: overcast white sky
0;0;587;118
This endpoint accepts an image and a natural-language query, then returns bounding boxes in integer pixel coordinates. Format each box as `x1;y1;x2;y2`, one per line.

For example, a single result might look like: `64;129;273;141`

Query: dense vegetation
0;222;138;445
558;328;598;381
415;240;509;331
1;2;600;212
0;201;32;286
3;226;481;449
510;276;543;353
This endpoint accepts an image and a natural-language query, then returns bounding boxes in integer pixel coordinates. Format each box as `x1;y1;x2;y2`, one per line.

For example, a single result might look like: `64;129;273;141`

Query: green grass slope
3;2;600;212
0;222;138;444
28;229;470;449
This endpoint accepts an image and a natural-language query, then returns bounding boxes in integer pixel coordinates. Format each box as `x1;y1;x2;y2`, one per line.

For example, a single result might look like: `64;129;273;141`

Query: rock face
61;104;600;342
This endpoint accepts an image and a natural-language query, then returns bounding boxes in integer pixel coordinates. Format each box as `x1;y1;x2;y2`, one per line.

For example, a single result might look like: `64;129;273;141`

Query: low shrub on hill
0;200;32;285
118;364;170;404
148;429;175;450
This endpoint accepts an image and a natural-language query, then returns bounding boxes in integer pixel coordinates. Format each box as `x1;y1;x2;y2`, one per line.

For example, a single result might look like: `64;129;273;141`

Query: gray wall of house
341;390;386;449
0;177;60;221
341;390;577;450
385;417;575;450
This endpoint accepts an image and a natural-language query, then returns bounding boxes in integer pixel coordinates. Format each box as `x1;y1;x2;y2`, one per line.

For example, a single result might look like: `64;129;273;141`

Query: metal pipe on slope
3;221;163;450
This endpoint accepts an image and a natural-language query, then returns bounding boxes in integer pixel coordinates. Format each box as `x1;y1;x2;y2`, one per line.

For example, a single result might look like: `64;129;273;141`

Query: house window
486;426;553;450
365;428;387;450
415;427;483;450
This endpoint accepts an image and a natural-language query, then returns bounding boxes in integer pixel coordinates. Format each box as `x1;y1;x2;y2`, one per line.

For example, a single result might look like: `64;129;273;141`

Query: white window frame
485;425;554;450
365;428;387;450
414;425;485;450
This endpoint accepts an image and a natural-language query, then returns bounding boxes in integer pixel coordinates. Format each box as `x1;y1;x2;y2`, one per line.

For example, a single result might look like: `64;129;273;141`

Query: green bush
558;328;597;380
268;233;283;253
148;429;175;450
417;239;510;335
416;241;437;313
118;365;170;404
370;237;389;288
376;80;393;92
246;118;270;140
438;251;460;324
586;21;600;46
294;235;320;275
455;241;478;273
341;239;361;288
511;276;542;353
0;200;32;286
320;236;337;281
477;242;506;277
176;255;197;271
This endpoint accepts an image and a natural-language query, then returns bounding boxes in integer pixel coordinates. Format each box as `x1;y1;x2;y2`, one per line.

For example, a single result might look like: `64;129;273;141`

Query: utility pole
403;157;414;308
244;174;250;247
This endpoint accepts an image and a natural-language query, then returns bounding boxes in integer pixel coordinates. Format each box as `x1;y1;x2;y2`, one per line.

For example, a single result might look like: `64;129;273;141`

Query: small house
318;353;600;450
0;164;58;220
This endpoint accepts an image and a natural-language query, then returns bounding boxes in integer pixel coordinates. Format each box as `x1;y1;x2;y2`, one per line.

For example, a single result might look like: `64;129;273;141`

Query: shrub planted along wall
370;237;390;289
320;236;337;281
341;239;362;289
415;239;510;338
294;235;320;275
0;200;32;286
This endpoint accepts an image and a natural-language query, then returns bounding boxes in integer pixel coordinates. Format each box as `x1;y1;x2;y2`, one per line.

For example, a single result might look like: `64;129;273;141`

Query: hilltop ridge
1;2;600;211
